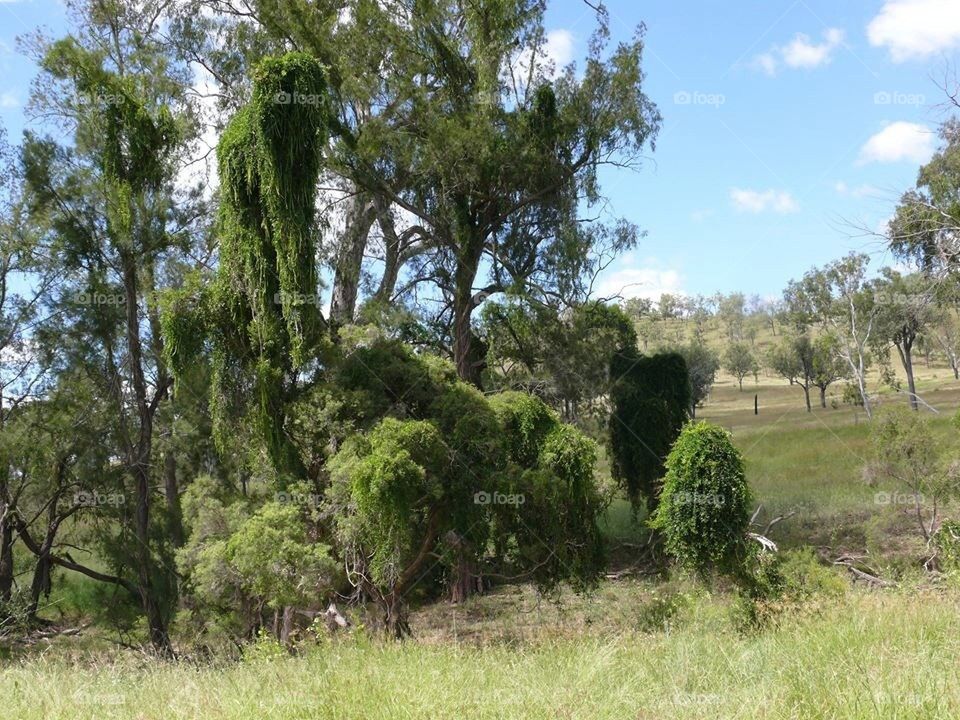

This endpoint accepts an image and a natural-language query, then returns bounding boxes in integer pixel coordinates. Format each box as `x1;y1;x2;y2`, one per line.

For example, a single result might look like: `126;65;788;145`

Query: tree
717;293;746;341
651;423;751;577
767;336;812;410
871;270;937;411
724;342;757;391
21;6;205;652
162;52;333;479
887;119;960;277
327;349;604;635
871;407;960;542
482;299;636;422
810;335;846;408
787;254;877;417
608;349;690;511
669;341;720;418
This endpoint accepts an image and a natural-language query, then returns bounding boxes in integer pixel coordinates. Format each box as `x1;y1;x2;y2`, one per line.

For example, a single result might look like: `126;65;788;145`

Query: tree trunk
164;451;183;549
452;238;485;388
449;552;483;604
901;341;918;411
819;386;827;408
0;514;13;606
280;605;294;645
330;188;377;330
27;553;52;622
122;255;173;657
802;384;811;413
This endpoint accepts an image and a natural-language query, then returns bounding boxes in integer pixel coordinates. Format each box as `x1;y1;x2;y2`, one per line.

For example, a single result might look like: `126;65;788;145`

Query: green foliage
870;406;960;541
177;476;335;637
723;341;758;391
161;51;333;475
482;300;637;422
651;423;751;576
608;349;691;510
327;344;605;628
226;502;336;611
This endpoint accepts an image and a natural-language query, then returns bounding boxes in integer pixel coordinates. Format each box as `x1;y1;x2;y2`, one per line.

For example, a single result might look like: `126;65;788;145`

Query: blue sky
2;0;959;302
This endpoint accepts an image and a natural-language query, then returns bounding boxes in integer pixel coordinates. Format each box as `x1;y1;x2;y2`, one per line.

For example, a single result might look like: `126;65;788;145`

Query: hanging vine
161;52;332;478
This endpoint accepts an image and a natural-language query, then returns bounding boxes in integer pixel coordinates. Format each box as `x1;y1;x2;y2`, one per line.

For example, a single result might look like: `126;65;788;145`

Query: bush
651;422;751;576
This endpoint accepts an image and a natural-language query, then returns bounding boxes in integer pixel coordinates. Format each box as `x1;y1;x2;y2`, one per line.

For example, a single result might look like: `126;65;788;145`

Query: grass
4;588;960;718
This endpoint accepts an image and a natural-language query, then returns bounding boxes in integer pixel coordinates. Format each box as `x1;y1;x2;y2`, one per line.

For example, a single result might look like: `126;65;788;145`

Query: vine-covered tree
608;349;691;511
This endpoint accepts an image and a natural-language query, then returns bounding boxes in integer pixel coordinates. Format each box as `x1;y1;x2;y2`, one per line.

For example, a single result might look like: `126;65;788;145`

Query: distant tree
717;293;746;341
871;270;937;411
887;119;960;277
670;341;720;418
767;336;811;410
810;335;847;408
932;310;960;380
786;254;878;417
724;342;758;391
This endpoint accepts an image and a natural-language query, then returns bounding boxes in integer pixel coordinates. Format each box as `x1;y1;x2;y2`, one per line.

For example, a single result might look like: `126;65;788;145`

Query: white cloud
0;92;18;108
753;28;844;75
782;28;845;68
834;181;884;198
857;121;935;165
544;29;574;69
730;188;799;214
867;0;960;62
510;28;574;83
754;53;778;77
596;257;683;302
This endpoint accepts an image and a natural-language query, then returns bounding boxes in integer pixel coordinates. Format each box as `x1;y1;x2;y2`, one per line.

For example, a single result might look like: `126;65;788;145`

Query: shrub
651;422;751;576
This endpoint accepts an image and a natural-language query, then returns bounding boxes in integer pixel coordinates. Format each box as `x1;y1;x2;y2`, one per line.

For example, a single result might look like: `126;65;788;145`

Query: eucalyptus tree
887;119;960;277
870;269;937;411
786;254;878;418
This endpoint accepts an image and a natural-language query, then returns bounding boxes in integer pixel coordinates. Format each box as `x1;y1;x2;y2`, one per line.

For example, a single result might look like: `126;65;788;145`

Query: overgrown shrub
650;422;750;576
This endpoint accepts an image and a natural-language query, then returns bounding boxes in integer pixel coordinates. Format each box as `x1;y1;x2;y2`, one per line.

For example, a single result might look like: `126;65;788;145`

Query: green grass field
3;329;959;719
